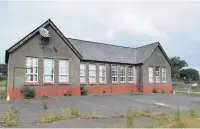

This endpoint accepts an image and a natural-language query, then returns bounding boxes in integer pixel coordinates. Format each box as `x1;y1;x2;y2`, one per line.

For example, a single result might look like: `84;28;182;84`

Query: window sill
128;81;135;84
24;82;39;86
80;82;87;84
99;82;107;84
112;82;120;84
89;82;97;85
42;82;56;85
58;82;69;85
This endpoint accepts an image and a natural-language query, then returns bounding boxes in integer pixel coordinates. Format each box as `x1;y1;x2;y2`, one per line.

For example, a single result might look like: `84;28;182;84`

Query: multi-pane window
128;66;134;82
155;66;160;82
112;65;118;82
99;65;106;83
43;58;54;82
120;66;126;82
149;67;154;83
89;64;96;83
59;60;69;82
80;64;86;83
162;68;166;82
26;57;38;82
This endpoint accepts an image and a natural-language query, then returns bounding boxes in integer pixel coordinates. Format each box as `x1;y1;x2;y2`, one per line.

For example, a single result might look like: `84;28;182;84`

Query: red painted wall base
7;83;172;98
142;83;173;92
86;85;137;93
7;86;80;98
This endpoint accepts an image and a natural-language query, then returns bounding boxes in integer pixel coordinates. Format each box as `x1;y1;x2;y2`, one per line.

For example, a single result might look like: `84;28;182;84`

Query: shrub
152;88;159;93
42;102;48;109
80;85;88;95
188;107;196;117
127;108;134;128
67;90;72;96
0;91;7;99
20;87;35;99
64;93;67;96
0;105;22;127
70;106;80;117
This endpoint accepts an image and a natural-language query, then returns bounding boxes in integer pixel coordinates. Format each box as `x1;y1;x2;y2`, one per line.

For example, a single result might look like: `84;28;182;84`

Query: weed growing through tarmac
69;106;80;117
41;102;48;110
126;107;134;128
188;107;196;117
0;105;22;127
36;105;200;128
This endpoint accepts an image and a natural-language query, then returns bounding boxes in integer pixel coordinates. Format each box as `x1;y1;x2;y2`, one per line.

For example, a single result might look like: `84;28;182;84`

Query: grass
188;107;196;117
174;87;190;91
127;108;135;128
36;105;200;128
37;106;80;123
191;88;200;92
0;105;22;127
0;90;6;99
0;80;6;87
37;112;72;123
144;107;200;128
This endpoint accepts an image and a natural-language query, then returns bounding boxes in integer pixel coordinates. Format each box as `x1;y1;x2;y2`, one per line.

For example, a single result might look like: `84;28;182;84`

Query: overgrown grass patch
80;112;111;119
0;90;6;99
0;80;6;87
0;105;22;127
188;107;196;117
37;106;80;123
37;112;71;123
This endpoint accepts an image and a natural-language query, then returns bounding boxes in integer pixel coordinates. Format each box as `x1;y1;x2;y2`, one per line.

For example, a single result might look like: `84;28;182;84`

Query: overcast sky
1;1;200;70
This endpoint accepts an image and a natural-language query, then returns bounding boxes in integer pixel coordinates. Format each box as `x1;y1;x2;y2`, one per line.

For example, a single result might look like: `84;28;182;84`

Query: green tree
179;68;199;84
0;64;7;76
170;56;188;80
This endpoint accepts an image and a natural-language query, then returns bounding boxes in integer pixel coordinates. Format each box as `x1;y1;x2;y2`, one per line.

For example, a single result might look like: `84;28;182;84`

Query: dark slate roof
5;19;171;66
68;38;159;64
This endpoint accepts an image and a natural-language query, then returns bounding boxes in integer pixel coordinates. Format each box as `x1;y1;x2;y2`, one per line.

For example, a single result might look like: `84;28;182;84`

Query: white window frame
155;66;160;83
128;66;134;82
112;65;118;83
162;67;166;82
59;60;69;82
149;67;154;83
43;58;54;82
80;63;86;83
99;64;106;83
89;64;96;83
120;66;126;82
25;57;38;82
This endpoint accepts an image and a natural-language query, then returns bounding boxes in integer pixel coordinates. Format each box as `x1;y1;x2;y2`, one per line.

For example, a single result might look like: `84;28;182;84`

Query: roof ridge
67;37;159;49
67;37;135;49
135;42;160;49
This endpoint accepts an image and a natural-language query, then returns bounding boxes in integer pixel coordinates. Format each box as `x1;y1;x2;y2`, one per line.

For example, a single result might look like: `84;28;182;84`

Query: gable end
5;19;82;64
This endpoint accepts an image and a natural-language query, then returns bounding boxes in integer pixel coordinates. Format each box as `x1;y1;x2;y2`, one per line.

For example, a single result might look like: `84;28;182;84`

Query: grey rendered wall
82;62;137;85
142;46;171;84
7;25;80;88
